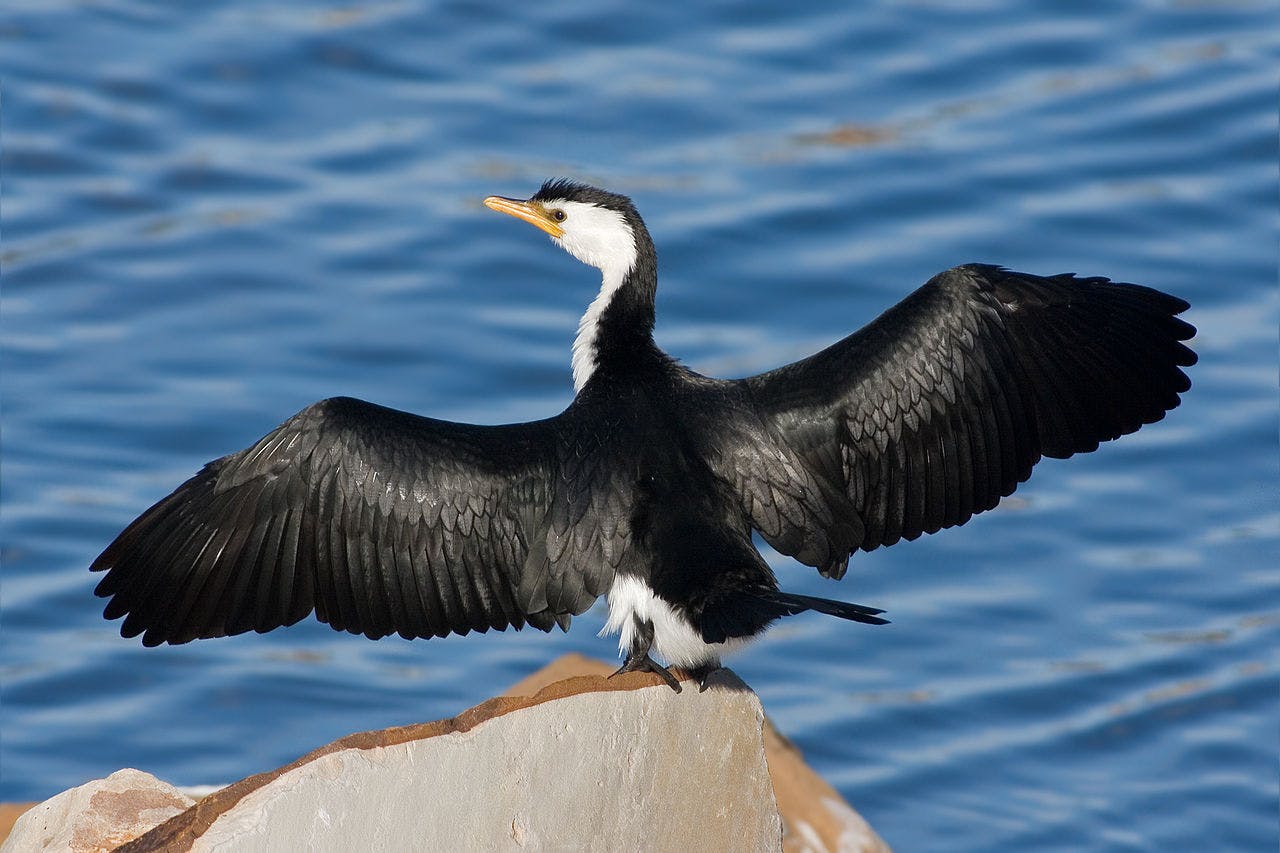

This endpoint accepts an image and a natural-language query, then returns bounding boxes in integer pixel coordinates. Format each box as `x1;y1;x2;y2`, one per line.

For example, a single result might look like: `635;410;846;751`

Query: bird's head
484;179;646;279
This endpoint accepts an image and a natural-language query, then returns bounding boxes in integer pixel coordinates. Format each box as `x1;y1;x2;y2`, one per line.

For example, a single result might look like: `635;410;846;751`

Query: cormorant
92;180;1196;691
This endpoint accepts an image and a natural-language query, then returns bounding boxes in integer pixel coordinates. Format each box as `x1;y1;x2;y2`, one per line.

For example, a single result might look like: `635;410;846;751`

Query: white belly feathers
600;574;751;668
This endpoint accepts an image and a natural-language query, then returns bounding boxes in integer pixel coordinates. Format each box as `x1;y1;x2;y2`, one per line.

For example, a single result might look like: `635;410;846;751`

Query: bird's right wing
92;396;611;646
717;264;1196;578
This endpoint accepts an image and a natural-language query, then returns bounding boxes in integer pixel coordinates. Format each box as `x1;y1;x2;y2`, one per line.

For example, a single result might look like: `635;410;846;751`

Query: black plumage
92;180;1196;690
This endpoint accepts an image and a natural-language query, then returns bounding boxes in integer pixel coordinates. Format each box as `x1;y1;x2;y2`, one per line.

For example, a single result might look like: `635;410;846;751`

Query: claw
611;614;683;692
684;662;721;692
611;653;682;692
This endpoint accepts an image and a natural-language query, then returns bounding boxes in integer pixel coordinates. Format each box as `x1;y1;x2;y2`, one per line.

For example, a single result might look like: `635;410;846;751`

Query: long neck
571;223;659;393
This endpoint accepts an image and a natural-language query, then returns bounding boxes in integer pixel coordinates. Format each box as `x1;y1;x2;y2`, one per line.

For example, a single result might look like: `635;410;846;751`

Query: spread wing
92;396;615;645
720;264;1197;579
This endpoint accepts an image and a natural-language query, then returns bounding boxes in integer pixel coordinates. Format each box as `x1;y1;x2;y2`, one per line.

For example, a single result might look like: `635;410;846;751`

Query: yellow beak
483;196;565;238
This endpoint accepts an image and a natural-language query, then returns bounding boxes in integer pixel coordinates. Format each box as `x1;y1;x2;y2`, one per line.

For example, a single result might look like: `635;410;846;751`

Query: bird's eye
551;209;567;222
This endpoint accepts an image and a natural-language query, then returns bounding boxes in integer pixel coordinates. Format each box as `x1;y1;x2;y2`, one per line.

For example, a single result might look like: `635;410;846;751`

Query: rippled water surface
3;2;1277;849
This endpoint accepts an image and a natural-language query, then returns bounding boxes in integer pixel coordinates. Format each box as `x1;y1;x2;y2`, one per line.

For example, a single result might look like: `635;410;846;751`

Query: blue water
3;2;1276;849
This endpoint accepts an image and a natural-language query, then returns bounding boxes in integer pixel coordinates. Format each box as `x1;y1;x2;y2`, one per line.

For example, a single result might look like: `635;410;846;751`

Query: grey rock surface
182;671;780;852
0;768;194;853
5;659;889;852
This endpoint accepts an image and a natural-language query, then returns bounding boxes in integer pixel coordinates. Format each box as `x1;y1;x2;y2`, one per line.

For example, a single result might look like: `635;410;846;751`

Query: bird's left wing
708;264;1196;579
92;396;580;646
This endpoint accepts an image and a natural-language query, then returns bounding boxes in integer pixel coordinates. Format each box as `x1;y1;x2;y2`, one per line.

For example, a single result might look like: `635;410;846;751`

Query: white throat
571;266;628;392
547;200;638;393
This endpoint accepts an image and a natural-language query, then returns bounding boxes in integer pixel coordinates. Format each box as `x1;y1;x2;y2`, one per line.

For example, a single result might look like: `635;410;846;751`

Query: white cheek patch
551;201;636;274
544;201;639;393
601;574;752;668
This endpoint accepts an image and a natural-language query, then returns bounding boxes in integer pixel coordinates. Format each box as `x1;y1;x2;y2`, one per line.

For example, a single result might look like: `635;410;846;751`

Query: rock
125;665;779;852
764;721;891;853
505;655;890;853
0;806;35;848
5;657;890;852
0;768;194;853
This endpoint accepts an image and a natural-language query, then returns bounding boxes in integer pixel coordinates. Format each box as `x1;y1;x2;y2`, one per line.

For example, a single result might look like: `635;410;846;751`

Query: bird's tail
754;590;889;626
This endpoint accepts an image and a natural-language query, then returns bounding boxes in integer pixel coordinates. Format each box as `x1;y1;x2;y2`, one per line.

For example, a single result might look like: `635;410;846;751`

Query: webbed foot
684;662;722;692
610;615;684;692
611;653;682;692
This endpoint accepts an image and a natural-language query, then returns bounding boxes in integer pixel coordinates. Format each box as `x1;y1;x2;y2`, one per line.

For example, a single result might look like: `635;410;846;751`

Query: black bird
92;180;1196;691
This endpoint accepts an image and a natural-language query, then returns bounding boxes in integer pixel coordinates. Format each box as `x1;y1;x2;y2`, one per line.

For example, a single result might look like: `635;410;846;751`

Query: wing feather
92;396;608;645
717;264;1195;572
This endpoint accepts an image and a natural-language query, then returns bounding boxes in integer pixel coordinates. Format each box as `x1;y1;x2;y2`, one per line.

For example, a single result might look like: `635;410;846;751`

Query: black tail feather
756;590;890;625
